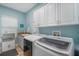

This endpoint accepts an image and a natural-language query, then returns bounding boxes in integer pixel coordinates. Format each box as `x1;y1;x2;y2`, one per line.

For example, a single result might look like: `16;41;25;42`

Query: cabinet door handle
8;45;10;48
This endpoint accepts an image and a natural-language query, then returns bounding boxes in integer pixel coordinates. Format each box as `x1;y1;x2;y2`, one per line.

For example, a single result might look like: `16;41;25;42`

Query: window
1;15;18;27
1;15;18;34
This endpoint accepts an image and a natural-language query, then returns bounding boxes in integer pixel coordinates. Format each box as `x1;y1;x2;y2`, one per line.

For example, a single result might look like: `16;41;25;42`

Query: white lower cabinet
0;48;2;54
2;40;15;52
18;36;24;49
2;41;9;52
9;40;15;50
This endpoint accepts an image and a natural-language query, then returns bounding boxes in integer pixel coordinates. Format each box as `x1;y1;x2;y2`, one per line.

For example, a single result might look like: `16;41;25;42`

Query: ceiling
0;3;37;13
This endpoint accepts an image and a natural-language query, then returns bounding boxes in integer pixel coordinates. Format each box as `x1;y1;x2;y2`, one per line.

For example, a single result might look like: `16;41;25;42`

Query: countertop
24;34;42;42
18;34;42;42
19;34;73;42
20;34;30;37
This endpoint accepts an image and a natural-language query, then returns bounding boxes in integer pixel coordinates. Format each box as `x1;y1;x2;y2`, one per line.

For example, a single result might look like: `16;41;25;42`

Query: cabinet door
33;4;57;27
33;10;39;27
2;40;15;52
43;4;49;26
47;4;57;26
74;3;79;24
33;5;46;27
0;43;2;54
18;36;24;49
39;4;57;27
9;40;15;50
39;6;45;26
2;42;9;52
60;3;74;25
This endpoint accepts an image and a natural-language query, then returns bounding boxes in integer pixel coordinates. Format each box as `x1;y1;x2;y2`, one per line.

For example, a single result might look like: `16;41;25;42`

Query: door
42;4;57;26
39;6;45;27
18;36;24;49
9;40;15;50
0;43;2;54
47;4;57;26
2;41;9;52
60;3;74;25
33;9;40;27
2;40;15;52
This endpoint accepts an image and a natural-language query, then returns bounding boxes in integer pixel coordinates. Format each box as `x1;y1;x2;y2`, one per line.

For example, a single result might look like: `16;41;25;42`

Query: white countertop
23;34;73;42
24;34;43;42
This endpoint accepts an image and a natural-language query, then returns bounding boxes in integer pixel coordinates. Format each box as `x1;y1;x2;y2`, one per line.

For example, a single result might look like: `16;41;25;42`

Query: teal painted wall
0;5;26;32
25;3;79;45
39;25;79;44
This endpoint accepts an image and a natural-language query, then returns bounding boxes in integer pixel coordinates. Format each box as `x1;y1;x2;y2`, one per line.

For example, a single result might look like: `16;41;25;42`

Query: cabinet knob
8;45;10;48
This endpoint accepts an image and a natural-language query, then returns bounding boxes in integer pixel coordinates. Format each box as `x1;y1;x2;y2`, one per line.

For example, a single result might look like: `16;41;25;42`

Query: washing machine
33;36;74;56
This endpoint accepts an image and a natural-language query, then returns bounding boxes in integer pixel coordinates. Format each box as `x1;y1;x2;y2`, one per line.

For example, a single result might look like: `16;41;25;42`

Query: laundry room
0;3;79;56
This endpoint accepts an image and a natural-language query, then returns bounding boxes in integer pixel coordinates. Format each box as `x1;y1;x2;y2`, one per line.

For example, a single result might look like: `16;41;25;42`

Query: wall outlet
52;31;61;36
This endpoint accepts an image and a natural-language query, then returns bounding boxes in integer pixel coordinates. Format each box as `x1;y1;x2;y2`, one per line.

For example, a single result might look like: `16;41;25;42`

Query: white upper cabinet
73;3;79;24
33;4;57;27
46;4;57;26
33;9;40;27
59;3;74;25
55;3;61;24
59;3;79;25
41;4;57;26
39;6;45;26
33;3;78;27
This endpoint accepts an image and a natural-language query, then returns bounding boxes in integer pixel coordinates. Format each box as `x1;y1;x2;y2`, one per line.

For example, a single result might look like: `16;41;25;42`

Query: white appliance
32;35;74;56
